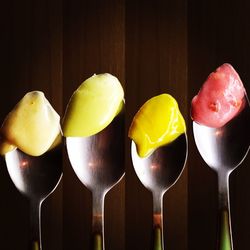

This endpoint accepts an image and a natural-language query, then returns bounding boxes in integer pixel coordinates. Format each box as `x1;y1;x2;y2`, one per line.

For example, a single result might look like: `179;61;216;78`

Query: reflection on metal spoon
5;145;62;250
66;112;125;250
131;133;188;250
193;95;250;250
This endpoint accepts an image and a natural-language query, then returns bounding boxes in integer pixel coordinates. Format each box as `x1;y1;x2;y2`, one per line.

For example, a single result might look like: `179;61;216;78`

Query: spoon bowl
66;111;125;250
131;133;188;250
193;96;250;250
66;114;124;192
5;146;62;199
131;134;187;192
193;102;250;172
5;145;62;250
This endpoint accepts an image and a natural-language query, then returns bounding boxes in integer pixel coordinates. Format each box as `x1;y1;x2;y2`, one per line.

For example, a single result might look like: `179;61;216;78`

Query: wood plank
188;1;250;249
126;0;188;249
1;1;250;249
63;0;125;249
0;0;63;249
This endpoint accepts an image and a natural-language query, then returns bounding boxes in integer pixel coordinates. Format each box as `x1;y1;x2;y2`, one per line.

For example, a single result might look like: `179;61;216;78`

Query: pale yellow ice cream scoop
128;93;186;158
0;91;61;156
62;73;124;137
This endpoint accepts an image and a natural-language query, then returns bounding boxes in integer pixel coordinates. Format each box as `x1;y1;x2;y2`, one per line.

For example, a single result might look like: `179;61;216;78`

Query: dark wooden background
0;0;249;250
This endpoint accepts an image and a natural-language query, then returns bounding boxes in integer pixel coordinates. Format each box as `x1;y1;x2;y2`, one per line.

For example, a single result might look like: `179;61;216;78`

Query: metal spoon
66;111;125;250
193;96;250;250
5;144;62;250
131;133;188;250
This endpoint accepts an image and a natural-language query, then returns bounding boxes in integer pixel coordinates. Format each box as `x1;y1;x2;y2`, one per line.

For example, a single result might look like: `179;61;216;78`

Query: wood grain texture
188;1;250;249
1;0;250;249
62;0;125;249
0;0;63;249
126;0;188;249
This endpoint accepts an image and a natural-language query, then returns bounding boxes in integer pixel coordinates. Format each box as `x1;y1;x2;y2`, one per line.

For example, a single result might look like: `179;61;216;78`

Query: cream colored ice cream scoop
0;91;61;156
2;91;62;250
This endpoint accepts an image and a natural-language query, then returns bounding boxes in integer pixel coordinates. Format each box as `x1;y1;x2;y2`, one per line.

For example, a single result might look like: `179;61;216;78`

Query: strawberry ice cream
191;63;246;128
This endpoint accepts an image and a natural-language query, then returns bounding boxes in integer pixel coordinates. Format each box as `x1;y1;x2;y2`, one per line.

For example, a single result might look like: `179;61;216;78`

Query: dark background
0;0;250;250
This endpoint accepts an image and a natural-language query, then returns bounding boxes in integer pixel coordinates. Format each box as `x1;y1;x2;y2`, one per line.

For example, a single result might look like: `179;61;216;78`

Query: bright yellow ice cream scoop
128;93;186;158
0;91;61;156
62;73;124;137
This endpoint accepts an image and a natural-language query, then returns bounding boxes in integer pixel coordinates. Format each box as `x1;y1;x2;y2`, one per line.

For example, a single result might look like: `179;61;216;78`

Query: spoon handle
30;200;42;250
30;241;39;250
93;233;102;250
152;226;163;250
92;191;105;250
218;209;231;250
217;172;233;250
152;192;164;250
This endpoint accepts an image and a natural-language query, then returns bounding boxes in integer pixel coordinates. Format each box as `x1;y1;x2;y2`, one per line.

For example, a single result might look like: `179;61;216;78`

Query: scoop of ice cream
191;63;246;128
62;73;124;137
0;91;61;156
128;94;186;158
0;137;16;155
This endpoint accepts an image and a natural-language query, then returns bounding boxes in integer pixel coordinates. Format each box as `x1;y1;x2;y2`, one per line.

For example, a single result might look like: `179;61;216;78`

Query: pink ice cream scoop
191;63;246;128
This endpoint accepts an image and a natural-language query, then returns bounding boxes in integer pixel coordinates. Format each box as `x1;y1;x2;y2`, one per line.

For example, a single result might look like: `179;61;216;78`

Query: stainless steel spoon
131;133;188;250
5;144;62;250
66;111;125;250
193;96;250;250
